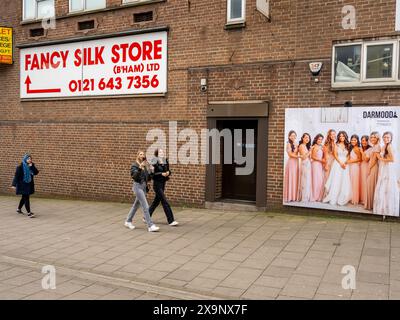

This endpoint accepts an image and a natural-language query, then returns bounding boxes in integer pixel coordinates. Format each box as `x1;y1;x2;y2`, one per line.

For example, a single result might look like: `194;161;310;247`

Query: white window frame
332;40;400;88
362;40;397;83
227;0;246;24
122;0;147;3
22;0;54;21
69;0;106;13
331;42;363;88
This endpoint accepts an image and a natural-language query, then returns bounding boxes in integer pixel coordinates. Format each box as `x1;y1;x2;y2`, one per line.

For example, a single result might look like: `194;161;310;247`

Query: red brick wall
1;0;400;209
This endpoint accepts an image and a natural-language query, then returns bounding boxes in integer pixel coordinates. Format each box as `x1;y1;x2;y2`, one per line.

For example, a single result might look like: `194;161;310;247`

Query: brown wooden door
219;120;258;201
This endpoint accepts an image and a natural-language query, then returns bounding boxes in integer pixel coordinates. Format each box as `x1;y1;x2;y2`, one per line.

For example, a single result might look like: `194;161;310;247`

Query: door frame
205;101;269;209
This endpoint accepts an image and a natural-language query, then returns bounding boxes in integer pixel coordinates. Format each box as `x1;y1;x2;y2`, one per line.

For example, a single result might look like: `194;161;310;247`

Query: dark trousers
149;181;175;224
18;195;31;213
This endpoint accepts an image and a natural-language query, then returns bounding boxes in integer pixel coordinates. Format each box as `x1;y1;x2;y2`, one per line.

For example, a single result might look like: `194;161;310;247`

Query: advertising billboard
283;106;400;217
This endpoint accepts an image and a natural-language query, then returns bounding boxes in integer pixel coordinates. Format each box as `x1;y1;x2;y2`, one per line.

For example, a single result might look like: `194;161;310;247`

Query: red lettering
142;41;152;61
128;42;141;62
154;40;162;60
74;49;82;67
0;28;11;35
40;53;49;69
120;43;129;63
111;44;120;63
25;50;69;70
25;54;31;71
96;46;105;65
50;51;61;69
60;50;69;68
111;40;163;64
83;48;93;65
31;54;39;70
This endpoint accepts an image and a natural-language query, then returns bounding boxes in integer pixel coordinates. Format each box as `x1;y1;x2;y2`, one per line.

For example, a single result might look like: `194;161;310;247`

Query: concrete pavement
0;195;400;300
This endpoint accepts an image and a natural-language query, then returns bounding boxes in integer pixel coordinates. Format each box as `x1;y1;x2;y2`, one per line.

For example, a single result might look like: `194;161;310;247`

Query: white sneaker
124;222;135;230
169;221;179;226
148;225;160;232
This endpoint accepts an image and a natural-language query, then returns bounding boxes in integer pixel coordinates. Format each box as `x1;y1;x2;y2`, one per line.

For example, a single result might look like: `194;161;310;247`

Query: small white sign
20;31;168;99
309;62;323;76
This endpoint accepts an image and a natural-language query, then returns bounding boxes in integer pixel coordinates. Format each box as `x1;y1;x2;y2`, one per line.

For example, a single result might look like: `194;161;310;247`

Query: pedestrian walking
149;149;179;226
124;151;160;232
11;154;39;218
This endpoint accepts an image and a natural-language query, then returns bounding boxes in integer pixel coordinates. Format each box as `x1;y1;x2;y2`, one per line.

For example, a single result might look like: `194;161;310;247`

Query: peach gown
364;145;380;211
324;153;334;181
311;146;324;202
349;149;361;205
323;148;334;198
298;148;312;202
283;144;299;202
360;149;369;205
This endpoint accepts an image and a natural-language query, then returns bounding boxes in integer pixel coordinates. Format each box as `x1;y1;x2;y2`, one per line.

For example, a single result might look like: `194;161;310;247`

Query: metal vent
134;11;153;23
78;20;95;31
29;28;44;37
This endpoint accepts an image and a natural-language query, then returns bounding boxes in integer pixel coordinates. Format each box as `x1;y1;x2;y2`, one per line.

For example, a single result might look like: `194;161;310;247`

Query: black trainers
16;209;23;214
27;213;35;218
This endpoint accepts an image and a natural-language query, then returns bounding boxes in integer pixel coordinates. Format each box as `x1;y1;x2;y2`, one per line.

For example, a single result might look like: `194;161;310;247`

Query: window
23;0;54;21
332;40;399;88
365;43;394;80
334;44;361;83
69;0;106;13
227;0;245;24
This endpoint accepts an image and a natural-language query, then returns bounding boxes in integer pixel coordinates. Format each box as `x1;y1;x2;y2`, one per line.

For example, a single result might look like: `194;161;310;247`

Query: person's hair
370;131;381;145
349;134;360;153
312;134;324;147
324;129;336;153
336;131;350;151
299;133;312;151
287;130;297;152
361;135;371;151
136;150;145;163
382;131;393;158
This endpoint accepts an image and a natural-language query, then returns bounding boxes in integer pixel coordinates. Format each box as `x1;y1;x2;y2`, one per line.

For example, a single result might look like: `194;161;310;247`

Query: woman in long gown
323;131;352;206
359;136;371;205
323;129;337;184
347;135;362;205
283;131;300;202
298;133;312;202
311;134;325;202
364;132;381;211
373;132;400;217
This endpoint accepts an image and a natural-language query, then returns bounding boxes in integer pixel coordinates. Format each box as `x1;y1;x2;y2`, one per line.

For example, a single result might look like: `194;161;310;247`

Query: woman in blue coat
12;154;39;218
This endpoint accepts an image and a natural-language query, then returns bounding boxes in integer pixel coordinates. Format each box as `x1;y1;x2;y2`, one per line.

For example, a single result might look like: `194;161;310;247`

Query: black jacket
130;162;151;184
151;157;171;184
12;163;39;195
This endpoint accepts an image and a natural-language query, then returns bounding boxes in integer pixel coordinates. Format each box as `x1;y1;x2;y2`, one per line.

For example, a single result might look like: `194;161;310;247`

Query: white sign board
20;31;167;99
